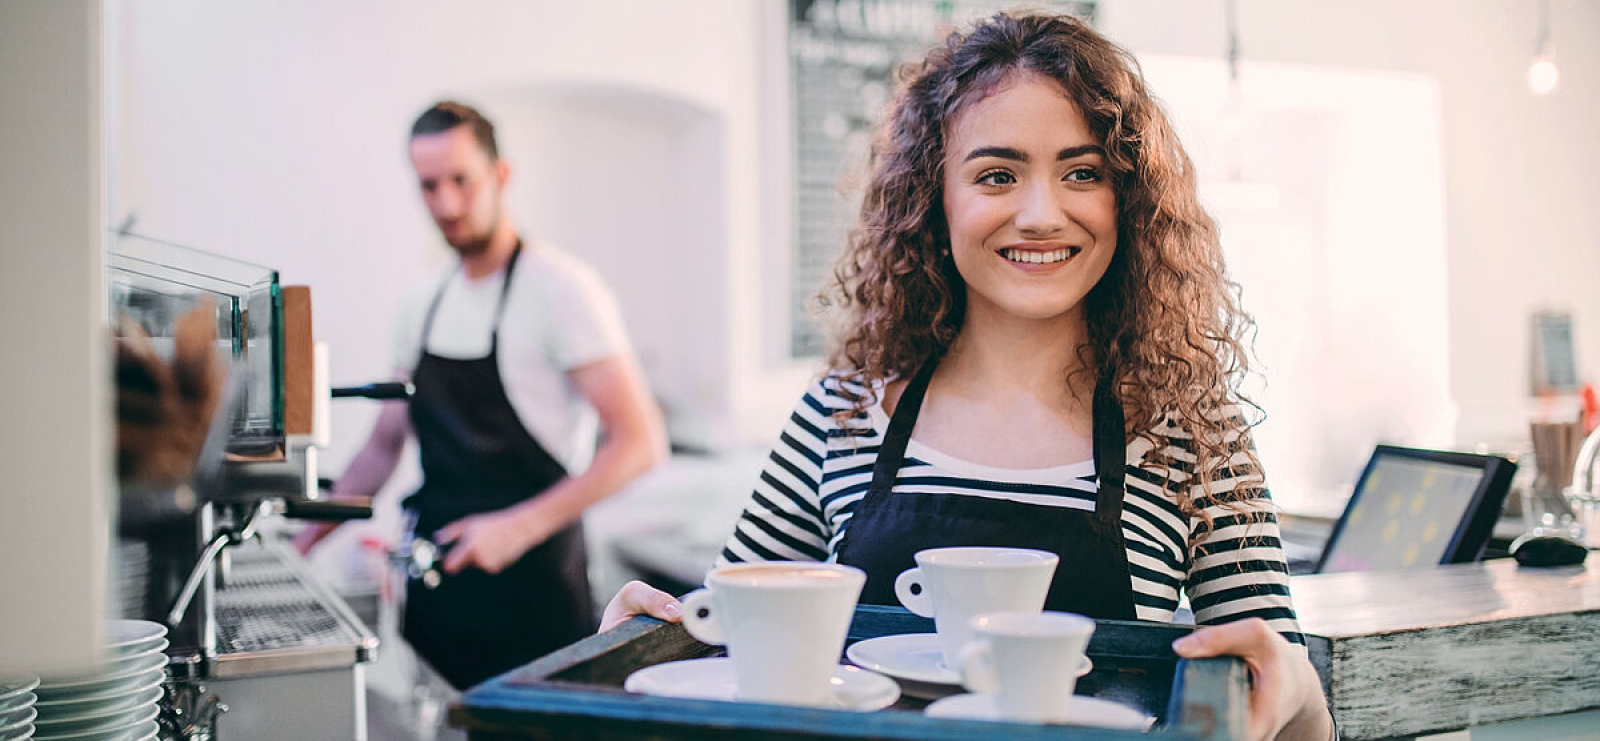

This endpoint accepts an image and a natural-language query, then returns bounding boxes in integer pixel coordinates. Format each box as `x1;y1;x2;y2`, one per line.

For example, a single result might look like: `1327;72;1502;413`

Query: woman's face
941;72;1117;329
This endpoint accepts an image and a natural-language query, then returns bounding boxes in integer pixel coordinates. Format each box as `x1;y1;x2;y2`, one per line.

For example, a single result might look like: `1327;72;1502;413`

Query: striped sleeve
1181;420;1306;645
717;382;836;565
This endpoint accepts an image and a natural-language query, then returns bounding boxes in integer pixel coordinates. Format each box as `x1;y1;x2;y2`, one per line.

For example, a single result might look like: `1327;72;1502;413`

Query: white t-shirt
390;241;631;473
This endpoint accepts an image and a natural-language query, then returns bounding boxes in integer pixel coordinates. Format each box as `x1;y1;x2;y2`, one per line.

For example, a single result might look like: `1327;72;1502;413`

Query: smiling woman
608;11;1334;741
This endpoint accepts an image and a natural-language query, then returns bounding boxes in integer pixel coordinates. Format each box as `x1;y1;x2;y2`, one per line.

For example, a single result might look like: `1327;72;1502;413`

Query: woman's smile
998;244;1082;266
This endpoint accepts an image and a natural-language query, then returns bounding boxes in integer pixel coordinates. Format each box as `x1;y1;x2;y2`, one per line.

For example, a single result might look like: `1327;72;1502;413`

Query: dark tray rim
454;605;1247;741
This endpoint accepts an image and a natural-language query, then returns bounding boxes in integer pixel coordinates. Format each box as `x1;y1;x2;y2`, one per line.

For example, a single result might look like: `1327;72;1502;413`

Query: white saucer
104;621;167;657
36;654;166;701
0;696;34;731
624;658;900;711
36;717;158;741
32;709;158;741
0;706;37;735
35;672;164;710
0;676;38;707
846;634;1092;686
34;701;159;734
34;685;163;728
925;693;1155;729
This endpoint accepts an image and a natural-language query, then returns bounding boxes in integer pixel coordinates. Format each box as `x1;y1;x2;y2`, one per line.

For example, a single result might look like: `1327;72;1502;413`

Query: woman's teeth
1000;248;1077;264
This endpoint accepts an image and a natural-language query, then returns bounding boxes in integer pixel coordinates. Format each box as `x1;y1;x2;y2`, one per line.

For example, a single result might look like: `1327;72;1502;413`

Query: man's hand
599;581;681;632
295;402;412;557
434;507;547;575
291;521;339;556
1172;618;1333;741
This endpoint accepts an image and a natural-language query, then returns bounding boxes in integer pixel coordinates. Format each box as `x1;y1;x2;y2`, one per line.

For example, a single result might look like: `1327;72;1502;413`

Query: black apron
400;243;594;690
835;356;1138;620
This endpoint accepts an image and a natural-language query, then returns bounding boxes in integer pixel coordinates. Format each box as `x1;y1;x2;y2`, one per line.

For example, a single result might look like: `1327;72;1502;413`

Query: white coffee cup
893;546;1058;667
958;610;1096;722
679;561;866;706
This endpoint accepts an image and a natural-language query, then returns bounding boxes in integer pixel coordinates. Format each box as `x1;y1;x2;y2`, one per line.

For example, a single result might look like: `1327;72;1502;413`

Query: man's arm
292;401;412;554
436;353;667;574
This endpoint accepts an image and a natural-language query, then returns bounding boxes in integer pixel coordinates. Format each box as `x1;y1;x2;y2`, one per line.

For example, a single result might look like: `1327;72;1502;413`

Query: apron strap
418;239;525;355
866;357;941;500
488;239;524;349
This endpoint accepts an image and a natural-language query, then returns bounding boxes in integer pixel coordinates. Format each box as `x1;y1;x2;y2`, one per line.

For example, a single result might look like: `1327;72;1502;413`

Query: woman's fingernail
1172;635;1197;651
663;603;681;619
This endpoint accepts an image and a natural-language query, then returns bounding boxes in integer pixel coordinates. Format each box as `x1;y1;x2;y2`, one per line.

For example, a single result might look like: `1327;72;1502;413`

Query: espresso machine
110;235;377;741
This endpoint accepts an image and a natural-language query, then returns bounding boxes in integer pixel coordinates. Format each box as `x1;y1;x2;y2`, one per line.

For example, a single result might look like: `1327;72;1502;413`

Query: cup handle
956;638;998;694
677;588;724;645
894;567;935;617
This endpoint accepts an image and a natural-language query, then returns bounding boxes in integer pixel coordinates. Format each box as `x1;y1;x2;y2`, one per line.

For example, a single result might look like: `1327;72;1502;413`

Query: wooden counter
1290;558;1600;740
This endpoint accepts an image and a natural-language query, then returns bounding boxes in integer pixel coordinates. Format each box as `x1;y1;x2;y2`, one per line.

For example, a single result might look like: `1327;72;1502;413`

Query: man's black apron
835;356;1138;620
400;243;594;690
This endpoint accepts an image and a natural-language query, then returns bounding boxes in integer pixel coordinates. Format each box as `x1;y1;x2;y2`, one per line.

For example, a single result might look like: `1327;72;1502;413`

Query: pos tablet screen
1315;445;1516;574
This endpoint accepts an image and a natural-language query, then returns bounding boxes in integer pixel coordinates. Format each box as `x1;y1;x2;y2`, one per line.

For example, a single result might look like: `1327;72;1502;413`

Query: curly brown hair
821;12;1266;528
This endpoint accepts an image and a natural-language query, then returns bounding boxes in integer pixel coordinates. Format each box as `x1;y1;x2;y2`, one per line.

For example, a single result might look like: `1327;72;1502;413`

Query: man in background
297;100;667;690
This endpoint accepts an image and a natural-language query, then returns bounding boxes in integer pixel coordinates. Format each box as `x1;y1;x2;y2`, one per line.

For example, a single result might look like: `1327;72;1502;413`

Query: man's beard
443;204;502;257
448;231;493;257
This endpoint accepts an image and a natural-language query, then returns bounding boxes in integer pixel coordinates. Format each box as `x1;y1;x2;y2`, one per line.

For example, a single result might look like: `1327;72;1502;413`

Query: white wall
1142;56;1456;513
111;0;1600;513
1102;0;1600;450
1;0;109;674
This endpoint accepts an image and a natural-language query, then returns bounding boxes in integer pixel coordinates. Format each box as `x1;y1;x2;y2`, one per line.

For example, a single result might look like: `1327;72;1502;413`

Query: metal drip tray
206;540;378;678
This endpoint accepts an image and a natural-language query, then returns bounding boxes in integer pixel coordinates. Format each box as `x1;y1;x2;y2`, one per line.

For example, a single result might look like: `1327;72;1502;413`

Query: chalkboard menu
786;0;1097;357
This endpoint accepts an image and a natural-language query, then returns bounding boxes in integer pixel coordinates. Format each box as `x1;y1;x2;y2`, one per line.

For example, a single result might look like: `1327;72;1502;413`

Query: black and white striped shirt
719;374;1304;643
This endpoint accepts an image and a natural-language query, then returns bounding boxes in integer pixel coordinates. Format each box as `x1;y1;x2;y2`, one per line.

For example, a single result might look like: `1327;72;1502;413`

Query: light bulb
1528;52;1560;96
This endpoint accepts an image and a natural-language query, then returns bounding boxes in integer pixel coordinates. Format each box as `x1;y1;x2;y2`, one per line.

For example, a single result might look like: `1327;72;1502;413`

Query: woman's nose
1015;182;1067;236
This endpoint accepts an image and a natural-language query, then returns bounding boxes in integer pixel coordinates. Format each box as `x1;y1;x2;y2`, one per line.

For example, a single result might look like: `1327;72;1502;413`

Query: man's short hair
411;100;499;160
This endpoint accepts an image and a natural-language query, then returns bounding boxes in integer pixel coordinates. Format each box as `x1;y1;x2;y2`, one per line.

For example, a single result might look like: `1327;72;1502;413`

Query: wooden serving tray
452;605;1248;741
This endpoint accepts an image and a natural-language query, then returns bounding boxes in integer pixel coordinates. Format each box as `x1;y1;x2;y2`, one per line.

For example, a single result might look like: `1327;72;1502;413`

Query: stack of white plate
0;675;40;741
32;621;167;741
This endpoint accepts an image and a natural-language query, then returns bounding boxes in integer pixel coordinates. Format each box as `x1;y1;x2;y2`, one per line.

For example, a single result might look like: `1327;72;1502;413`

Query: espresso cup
893;546;1058;667
679;561;866;706
958;610;1096;722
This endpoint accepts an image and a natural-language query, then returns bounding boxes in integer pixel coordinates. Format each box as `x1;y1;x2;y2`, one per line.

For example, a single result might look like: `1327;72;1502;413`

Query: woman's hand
599;581;681;632
1172;618;1333;741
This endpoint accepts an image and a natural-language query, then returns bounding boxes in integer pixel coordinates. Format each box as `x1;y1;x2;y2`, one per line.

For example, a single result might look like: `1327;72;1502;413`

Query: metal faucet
166;500;274;627
1571;426;1600;499
1565;426;1600;543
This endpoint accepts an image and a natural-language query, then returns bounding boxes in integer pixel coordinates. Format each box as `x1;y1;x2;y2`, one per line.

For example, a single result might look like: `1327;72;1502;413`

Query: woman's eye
976;170;1016;186
1065;167;1103;184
